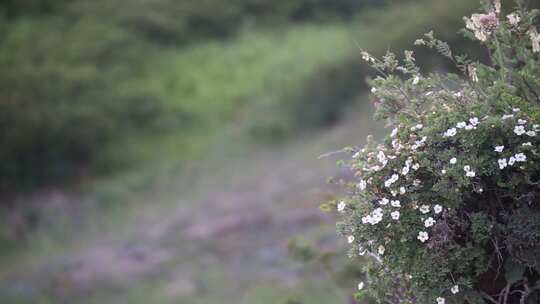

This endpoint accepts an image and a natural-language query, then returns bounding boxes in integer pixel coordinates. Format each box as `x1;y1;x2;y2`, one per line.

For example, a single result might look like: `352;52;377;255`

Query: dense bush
333;1;540;303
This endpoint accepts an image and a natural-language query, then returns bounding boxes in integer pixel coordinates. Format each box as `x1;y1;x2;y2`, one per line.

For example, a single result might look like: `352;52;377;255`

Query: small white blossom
391;128;399;137
456;121;467;129
515;153;527;162
379;198;389;206
416;124;423;130
378;245;385;255
518;119;527;125
450;157;457;164
507;14;521;26
529;27;540;53
358;281;365;290
384;174;399;187
494;145;504;153
413;76;420;85
424;217;436;227
513;108;521;112
436;297;446;304
412;163;420;170
441;169;447;174
433;204;443;214
352;152;360;159
463;165;471;172
419;205;430;214
502;114;514;120
413;179;422;186
358;179;367;190
337;201;346;212
451;285;460;294
391;211;400;220
417;231;429;243
498;158;508;169
402;165;410;176
469;117;479;126
391;200;401;208
465;124;474;130
523;142;532;146
509;156;516;166
526;130;536;137
371;87;377;93
359;247;367;256
444;128;457;137
347;235;355;243
400;187;406;194
466;170;476;177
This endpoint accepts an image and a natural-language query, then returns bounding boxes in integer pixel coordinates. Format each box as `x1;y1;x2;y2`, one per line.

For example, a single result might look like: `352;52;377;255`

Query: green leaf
504;258;525;285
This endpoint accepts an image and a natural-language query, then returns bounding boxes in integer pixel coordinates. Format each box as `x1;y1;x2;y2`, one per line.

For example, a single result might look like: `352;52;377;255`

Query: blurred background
0;0;483;303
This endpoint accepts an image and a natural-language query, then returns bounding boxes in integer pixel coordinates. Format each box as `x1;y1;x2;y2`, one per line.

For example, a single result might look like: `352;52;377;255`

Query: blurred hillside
0;0;484;303
0;0;479;192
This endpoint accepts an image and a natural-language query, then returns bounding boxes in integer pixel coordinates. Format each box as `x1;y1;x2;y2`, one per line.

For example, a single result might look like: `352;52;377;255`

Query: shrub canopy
335;1;540;303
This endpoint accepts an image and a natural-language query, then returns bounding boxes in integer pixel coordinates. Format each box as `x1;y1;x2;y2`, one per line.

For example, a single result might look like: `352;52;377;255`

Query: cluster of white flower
361;207;384;226
337;201;347;213
444;117;480;137
464;12;499;42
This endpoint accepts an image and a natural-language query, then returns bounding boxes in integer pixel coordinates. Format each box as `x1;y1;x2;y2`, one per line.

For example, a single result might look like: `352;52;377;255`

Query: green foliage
334;1;540;303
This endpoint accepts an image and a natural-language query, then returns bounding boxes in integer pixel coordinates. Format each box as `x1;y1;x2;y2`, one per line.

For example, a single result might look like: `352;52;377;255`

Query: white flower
507;14;521;26
347;236;355;243
424;217;436;228
469;117;479;126
352;152;360;159
502;114;514;120
358;281;365;290
515;153;527;162
416;124;423;130
518;119;527;125
359;247;367;256
523;142;532;146
509;156;516;166
514;125;526;135
513;108;521;112
413;179;422;186
391;200;401;208
371;87;377;93
444;128;457;137
434;204;443;214
391;211;400;220
441;169;447;174
413;76;420;85
450;157;457;164
451;285;460;294
417;231;429;243
498;158;508;169
494;145;504;153
529;27;540;53
419;205;430;214
412;163;420;170
402;165;410;176
436;297;446;304
391;128;399;137
526;130;536;137
358;179;367;190
384;174;399;187
400;186;406;194
456;121;467;129
464;165;476;177
465;124;474;130
337;201;346;212
378;245;385;255
379;198;389;205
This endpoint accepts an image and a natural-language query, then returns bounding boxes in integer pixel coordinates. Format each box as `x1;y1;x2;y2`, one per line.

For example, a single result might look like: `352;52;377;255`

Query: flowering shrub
334;1;540;303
